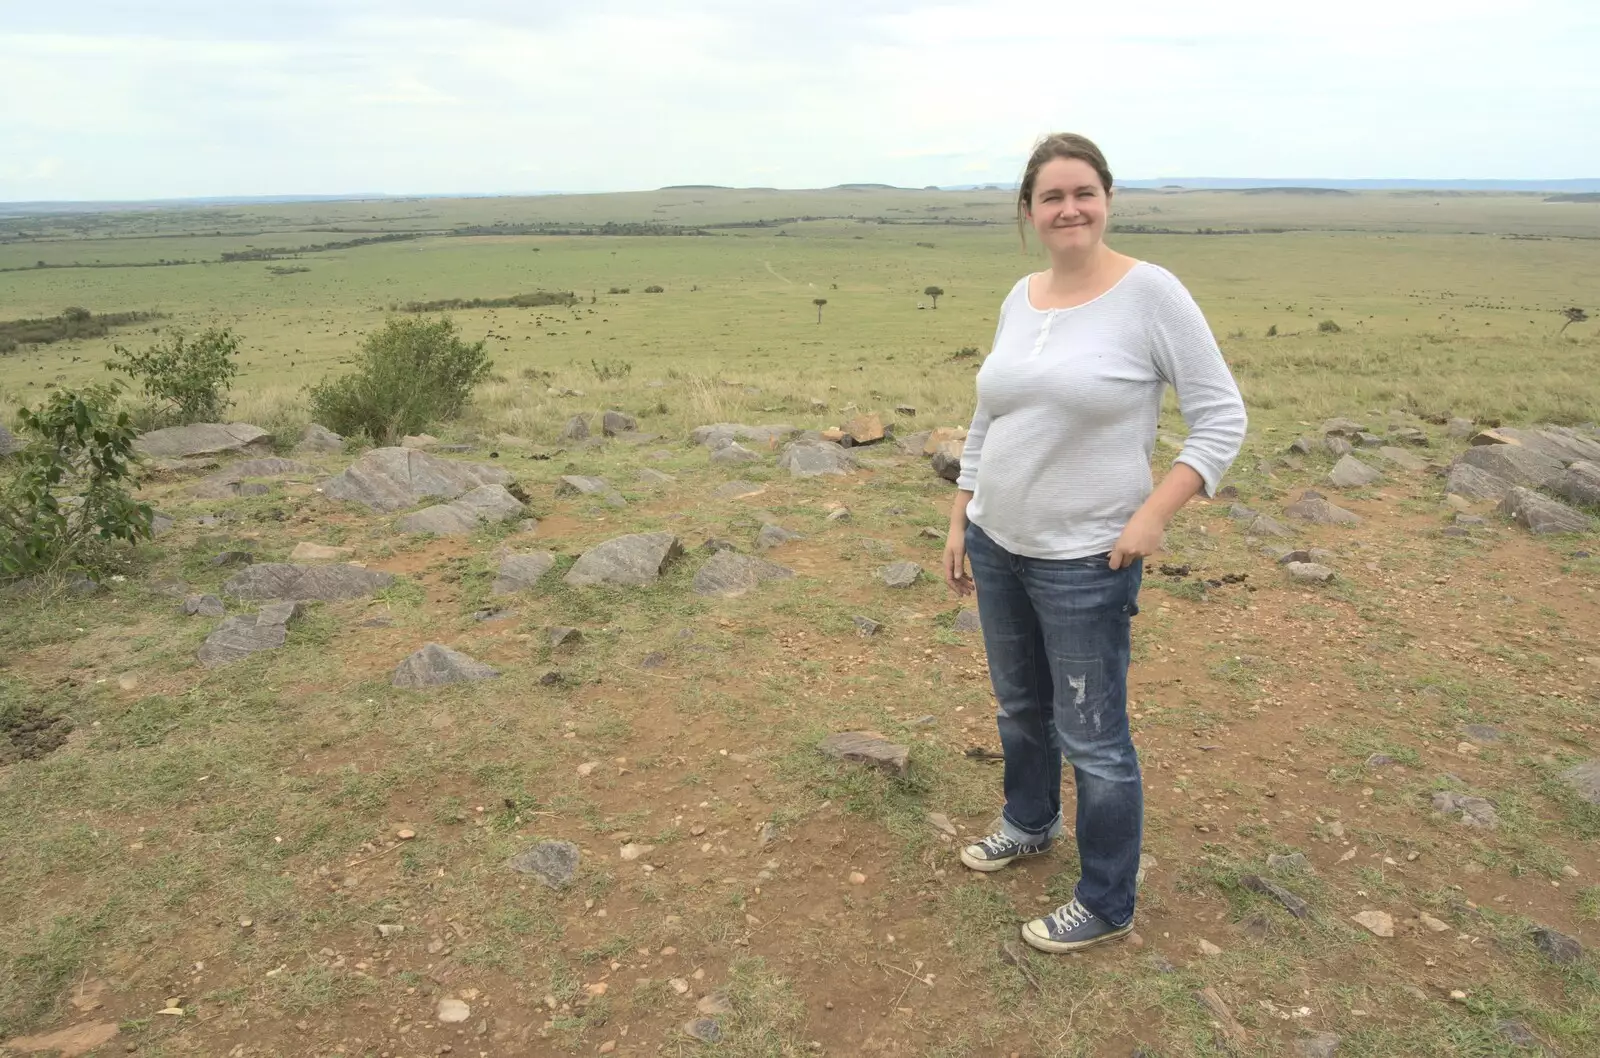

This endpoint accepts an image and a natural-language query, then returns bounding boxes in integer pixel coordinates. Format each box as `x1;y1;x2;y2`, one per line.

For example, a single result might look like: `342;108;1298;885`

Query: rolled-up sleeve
1148;278;1247;497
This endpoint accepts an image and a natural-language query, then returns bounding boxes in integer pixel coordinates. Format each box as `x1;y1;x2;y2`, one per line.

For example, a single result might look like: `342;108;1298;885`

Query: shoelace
978;833;1017;856
1045;900;1093;935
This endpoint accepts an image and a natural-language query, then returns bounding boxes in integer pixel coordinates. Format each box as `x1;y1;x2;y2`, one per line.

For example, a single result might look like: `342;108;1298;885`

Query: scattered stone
565;532;683;587
1498;487;1591;534
558;415;590;442
1289;437;1315;455
842;412;886;446
556;475;627;508
548;626;582;648
779;440;855;477
223;563;393;601
1322;435;1354;458
696;992;732;1016
601;409;637;436
1351;910;1394;937
1355;432;1384;448
1431;791;1499;828
682;1019;722;1044
1376;446;1429;471
1530;925;1583;965
491;551;557;595
755;523;802;550
1390;426;1428;446
197;602;302;668
1561;759;1600;805
1455;513;1486;526
507;841;579;888
1285;561;1336;583
136;422;272;459
1229;503;1258;520
398;484;525;534
710;440;761;465
376;923;404;938
818;730;909;777
637;468;675;486
288;542;353;563
1495;1020;1548;1053
1239;874;1310;918
930;440;963;482
191;456;317;498
539;671;563;686
399;433;438;449
1419;913;1450;933
1364;754;1397;769
1461;723;1502;743
712;480;766;501
926;812;958;838
1320;417;1367;436
701;537;740;553
619;842;654;861
1193;987;1248;1046
297;423;343;452
1446;417;1475;438
879;561;921;588
639;651;668;669
1284;492;1361;525
392;644;500;688
1458;444;1565;491
1293;1032;1342;1058
852;615;881;636
437;998;471;1023
691;550;794;598
1;1020;120;1056
1445;462;1514;501
1247;514;1295;537
692;423;799;449
1267;852;1314;873
182;594;225;618
953;609;983;633
1556;461;1600;507
323;447;512;512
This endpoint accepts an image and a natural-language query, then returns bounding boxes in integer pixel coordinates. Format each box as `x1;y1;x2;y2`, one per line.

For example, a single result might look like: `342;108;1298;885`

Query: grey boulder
1457;444;1565;491
297;423;344;452
602;409;638;436
1445;462;1513;501
323;447;512;512
397;484;525;534
136;422;272;459
223;563;394;601
691;550;794;597
780;440;855;478
818;731;909;777
508;840;580;889
392;643;500;688
191;457;317;499
491;551;558;595
880;561;922;588
1498;487;1591;534
1327;455;1381;488
1555;461;1600;507
565;532;682;587
1283;493;1361;525
556;475;627;508
692;423;800;448
197;601;302;668
710;441;761;465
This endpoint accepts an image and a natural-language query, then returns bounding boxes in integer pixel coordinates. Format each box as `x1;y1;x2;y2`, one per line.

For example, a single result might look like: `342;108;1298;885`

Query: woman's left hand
1109;510;1164;570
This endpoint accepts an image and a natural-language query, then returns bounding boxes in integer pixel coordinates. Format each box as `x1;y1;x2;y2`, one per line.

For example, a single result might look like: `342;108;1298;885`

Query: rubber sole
1020;918;1134;954
958;844;1050;873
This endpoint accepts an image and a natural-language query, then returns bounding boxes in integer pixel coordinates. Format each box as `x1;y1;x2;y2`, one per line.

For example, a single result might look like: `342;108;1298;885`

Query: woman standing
943;133;1246;954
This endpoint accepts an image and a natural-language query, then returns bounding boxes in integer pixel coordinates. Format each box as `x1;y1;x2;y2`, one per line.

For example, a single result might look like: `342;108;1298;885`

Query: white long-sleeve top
959;262;1247;560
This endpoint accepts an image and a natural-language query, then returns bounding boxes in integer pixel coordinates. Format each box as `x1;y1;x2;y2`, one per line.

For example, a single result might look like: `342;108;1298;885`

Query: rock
297;423;344;452
556;475;627;508
926;812;958;837
437;998;471;1023
852;615;881;636
1322;435;1354;457
954;609;983;633
565;532;683;587
818;730;909;776
779;440;855;477
636;468;675;486
1498;487;1591;534
1458;444;1565;491
692;550;794;597
1355;432;1384;447
1;1020;120;1056
1376;446;1428;471
826;506;851;522
197;601;302;668
491;551;557;595
601;409;637;436
1229;503;1258;520
691;423;799;448
191;456;317;498
135;422;271;459
223;563;394;601
1431;790;1499;828
842;412;885;445
930;439;963;482
1556;461;1600;506
1320;417;1367;436
682;1019;722;1044
376;923;404;938
1285;562;1336;583
1293;1032;1343;1058
323;448;511;512
701;537;739;553
0;421;21;458
1390;426;1429;446
1351;910;1394;937
1197;939;1223;956
1238;874;1310;918
1419;913;1450;933
895;404;916;417
922;426;968;455
639;651;667;669
1248;514;1295;537
1530;925;1583;965
696;992;732;1016
558;414;590;442
400;433;438;449
1289;436;1315;455
547;626;582;649
289;542;353;563
508;840;580;889
879;561;922;588
755;524;801;550
392;644;500;688
1267;852;1314;873
1461;723;1502;743
1496;1020;1548;1053
710;441;761;465
1562;759;1600;804
398;484;525;534
712;480;766;501
1446;417;1475;438
1284;493;1361;525
1446;462;1513;501
1364;753;1397;768
1478;425;1600;465
182;594;225;617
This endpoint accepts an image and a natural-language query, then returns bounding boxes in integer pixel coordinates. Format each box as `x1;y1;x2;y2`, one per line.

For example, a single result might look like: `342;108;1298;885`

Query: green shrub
0;385;153;578
307;317;492;444
108;326;240;424
587;358;633;382
644;285;665;294
1317;319;1342;334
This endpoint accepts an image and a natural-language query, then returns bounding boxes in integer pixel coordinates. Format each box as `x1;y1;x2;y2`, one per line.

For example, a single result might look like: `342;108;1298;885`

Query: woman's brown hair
1017;133;1114;242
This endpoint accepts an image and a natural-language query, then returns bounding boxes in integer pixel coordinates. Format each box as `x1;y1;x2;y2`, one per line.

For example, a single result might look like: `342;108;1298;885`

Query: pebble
1419;913;1450;933
670;978;689;994
1198;939;1223;957
849;872;867;885
1351;910;1395;937
396;829;415;840
599;1042;616;1054
437;998;470;1023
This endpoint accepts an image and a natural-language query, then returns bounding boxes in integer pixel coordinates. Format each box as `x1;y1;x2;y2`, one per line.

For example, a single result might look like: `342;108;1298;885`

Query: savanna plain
1;184;1599;1058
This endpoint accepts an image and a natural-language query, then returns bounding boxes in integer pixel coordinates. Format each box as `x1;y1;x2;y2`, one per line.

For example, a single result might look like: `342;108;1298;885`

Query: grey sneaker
1021;898;1133;953
959;832;1051;873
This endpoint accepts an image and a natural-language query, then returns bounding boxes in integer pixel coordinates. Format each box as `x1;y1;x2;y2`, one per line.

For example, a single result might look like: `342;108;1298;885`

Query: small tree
924;286;945;309
307;316;492;444
813;298;827;324
0;385;153;577
1559;307;1589;335
108;327;240;425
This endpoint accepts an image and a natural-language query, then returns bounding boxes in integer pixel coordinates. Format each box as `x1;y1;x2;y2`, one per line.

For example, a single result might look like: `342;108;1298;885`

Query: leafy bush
644;285;665;294
307;317;492;444
608;287;631;295
0;308;162;355
0;385;153;578
108;327;240;424
1318;319;1342;334
588;358;633;382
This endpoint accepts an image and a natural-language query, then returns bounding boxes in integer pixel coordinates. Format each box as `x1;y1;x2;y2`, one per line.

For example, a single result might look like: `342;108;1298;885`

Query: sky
2;0;1597;201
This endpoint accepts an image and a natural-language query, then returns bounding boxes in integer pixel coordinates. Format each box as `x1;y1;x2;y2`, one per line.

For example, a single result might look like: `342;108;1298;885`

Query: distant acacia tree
813;298;827;324
924;285;945;309
1559;306;1589;335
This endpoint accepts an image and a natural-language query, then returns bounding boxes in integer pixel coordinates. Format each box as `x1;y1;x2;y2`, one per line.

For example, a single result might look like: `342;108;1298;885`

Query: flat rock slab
298;423;343;452
1376;446;1429;472
1562;759;1600;805
954;609;983;633
182;594;225;617
398;484;525;534
637;468;675;486
880;561;922;588
508;840;580;889
1327;455;1381;488
818;730;909;777
1480;425;1600;466
712;480;766;501
198;601;302;668
1498;487;1591;534
779;440;856;478
2;1020;120;1057
1445;461;1513;501
692;550;794;597
289;542;353;563
392;643;500;688
602;409;637;436
323;447;512;512
1557;461;1600;507
1285;561;1336;583
136;422;272;459
1458;444;1565;490
1530;925;1583;965
842;412;886;445
1239;874;1311;918
1283;495;1361;525
565;532;682;587
492;551;557;595
692;423;800;448
191;457;316;498
1432;790;1499;828
224;563;394;601
755;524;802;550
556;475;627;508
1248;514;1295;537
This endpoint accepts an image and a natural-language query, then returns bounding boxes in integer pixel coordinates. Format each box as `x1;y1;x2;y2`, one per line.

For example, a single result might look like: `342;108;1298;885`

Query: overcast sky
2;0;1596;201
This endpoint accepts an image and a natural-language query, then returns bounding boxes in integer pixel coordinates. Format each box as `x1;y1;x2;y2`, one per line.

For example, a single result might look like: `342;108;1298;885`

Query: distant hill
1113;178;1600;192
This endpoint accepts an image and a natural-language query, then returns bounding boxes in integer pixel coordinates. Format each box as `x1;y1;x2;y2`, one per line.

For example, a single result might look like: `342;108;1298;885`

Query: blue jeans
965;522;1144;928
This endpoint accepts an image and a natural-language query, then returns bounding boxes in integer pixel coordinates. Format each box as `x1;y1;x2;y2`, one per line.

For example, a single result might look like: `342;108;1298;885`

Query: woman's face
1026;156;1110;254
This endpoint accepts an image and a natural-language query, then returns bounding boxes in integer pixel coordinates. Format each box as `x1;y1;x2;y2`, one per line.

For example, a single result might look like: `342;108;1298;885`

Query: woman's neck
1045;244;1110;288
